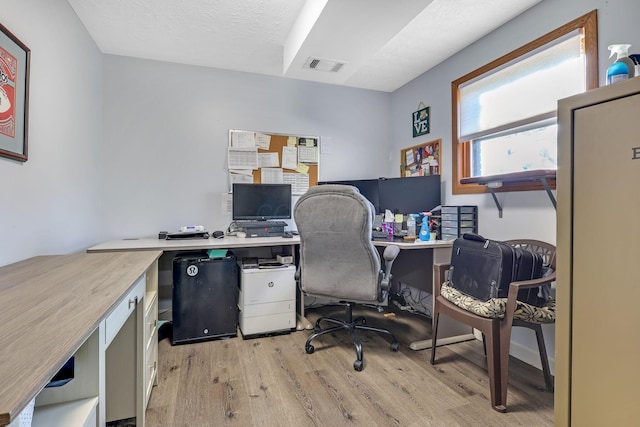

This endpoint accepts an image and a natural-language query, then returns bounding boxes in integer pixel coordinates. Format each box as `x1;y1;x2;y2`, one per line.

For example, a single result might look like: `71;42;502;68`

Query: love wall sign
412;102;430;138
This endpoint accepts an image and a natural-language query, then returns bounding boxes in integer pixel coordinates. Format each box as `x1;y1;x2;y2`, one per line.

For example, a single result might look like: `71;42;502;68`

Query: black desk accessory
165;231;210;240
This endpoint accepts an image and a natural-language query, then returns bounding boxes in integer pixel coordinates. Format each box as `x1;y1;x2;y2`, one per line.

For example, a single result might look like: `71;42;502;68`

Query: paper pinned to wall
231;131;256;148
228;130;320;189
221;192;232;215
282;146;298;170
228;147;258;169
298;138;318;164
405;150;414;165
284;172;309;195
296;163;310;174
229;172;253;184
229;171;254;191
258;152;280;168
261;167;284;183
256;133;271;150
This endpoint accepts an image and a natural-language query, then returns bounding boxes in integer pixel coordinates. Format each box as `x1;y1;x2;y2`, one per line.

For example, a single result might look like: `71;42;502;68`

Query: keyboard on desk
240;221;288;228
372;230;389;239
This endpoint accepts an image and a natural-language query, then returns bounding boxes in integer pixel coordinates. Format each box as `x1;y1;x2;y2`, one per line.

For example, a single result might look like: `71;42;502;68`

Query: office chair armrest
433;262;451;298
380;245;400;297
383;245;400;263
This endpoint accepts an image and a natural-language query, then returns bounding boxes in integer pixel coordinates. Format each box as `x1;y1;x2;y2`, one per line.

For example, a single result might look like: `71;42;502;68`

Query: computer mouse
283;232;293;238
212;230;224;239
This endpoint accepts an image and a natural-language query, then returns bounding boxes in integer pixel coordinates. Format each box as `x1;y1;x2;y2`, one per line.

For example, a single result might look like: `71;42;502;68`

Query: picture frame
412;102;430;138
0;22;30;162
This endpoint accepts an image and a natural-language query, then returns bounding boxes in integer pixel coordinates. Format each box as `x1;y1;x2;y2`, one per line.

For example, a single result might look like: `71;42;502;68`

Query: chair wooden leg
430;308;440;365
513;320;554;392
531;323;554;391
482;333;487;356
485;322;506;413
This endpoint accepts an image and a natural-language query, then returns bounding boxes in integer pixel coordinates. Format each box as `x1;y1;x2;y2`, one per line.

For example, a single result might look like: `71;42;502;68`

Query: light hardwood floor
146;305;553;426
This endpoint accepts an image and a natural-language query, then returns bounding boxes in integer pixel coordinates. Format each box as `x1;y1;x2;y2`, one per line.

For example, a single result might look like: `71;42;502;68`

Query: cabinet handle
129;296;138;309
268;281;274;288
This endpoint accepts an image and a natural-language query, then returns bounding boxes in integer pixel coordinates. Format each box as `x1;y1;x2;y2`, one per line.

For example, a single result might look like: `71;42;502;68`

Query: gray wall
99;56;391;240
0;0;103;266
390;0;640;373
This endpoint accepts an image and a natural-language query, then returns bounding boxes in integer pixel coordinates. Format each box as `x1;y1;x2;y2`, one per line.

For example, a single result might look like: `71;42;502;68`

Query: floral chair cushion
440;282;555;324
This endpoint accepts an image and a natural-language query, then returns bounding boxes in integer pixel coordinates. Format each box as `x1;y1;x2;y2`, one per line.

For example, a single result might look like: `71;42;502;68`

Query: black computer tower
172;252;239;345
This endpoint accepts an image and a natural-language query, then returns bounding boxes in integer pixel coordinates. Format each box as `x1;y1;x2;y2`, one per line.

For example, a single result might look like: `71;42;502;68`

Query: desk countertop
87;235;454;253
372;238;453;250
87;235;301;253
0;251;162;426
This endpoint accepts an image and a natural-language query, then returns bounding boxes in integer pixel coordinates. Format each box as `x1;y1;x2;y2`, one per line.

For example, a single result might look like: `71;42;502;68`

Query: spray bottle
418;215;431;241
607;44;635;84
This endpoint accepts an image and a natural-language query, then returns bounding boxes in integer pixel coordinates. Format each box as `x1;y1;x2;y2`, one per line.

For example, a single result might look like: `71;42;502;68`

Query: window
452;10;598;194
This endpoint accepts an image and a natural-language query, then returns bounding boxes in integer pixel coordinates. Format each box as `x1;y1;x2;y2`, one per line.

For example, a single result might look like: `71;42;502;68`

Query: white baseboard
473;329;555;376
509;340;555;376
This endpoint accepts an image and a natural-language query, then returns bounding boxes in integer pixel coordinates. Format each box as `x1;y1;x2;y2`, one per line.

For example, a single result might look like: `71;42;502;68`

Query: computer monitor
378;175;441;214
232;183;292;221
318;179;380;213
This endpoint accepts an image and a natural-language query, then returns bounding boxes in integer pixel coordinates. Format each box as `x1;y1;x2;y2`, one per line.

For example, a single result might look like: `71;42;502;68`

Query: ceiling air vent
304;57;346;73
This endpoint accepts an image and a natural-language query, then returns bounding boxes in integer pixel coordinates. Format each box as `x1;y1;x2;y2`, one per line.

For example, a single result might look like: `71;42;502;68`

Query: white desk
88;235;303;326
87;236;472;350
87;235;300;252
372;239;474;349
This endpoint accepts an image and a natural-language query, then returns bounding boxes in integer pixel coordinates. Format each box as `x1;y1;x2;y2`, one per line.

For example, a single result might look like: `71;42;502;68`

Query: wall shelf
461;170;556;218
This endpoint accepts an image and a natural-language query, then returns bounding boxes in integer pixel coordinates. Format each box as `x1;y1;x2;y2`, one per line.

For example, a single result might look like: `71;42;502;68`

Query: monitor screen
378;175;441;214
232;183;292;221
318;179;380;213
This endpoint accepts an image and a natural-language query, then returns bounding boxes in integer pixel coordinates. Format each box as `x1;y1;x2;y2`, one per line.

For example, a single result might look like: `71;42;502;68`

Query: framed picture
412;102;430;138
0;23;30;162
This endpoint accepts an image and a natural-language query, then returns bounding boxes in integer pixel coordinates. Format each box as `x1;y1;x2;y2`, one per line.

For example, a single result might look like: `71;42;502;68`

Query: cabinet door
571;93;640;425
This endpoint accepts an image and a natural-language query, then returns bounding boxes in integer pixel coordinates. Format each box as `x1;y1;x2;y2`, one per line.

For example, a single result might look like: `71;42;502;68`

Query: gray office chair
294;184;400;371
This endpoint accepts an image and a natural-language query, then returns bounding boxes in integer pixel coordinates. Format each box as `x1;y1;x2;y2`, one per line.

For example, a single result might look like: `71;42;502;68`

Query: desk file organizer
172;252;239;345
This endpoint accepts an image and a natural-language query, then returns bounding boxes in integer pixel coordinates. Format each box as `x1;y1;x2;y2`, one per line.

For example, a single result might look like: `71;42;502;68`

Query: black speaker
171;253;239;345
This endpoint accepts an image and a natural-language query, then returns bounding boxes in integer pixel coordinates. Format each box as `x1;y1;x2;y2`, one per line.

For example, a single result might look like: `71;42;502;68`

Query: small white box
276;255;293;264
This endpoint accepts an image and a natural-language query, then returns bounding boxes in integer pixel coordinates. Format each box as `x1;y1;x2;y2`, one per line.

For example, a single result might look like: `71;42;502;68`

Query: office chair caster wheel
353;360;364;371
305;344;315;354
390;342;399;352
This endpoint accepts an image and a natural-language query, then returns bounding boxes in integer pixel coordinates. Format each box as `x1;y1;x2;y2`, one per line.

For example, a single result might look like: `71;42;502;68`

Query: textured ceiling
67;0;541;92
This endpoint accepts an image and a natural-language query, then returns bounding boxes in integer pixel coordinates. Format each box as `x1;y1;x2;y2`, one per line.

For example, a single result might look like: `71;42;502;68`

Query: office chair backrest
294;185;381;302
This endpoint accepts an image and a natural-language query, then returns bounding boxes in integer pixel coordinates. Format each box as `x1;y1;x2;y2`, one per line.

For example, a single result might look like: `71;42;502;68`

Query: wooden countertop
0;251;162;426
86;235;453;253
87;235;301;252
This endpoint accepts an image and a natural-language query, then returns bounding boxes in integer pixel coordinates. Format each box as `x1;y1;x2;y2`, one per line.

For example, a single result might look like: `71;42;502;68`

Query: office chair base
304;303;399;371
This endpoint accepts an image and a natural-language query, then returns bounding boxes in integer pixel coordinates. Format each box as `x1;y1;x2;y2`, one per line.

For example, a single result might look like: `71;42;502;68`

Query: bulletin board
400;138;441;177
228;130;319;195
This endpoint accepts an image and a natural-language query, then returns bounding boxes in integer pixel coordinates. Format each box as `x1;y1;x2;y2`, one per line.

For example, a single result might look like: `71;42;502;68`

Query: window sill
460;169;556;217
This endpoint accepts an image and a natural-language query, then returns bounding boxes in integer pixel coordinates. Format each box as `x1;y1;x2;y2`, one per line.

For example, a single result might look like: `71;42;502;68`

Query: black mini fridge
172;252;239;345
